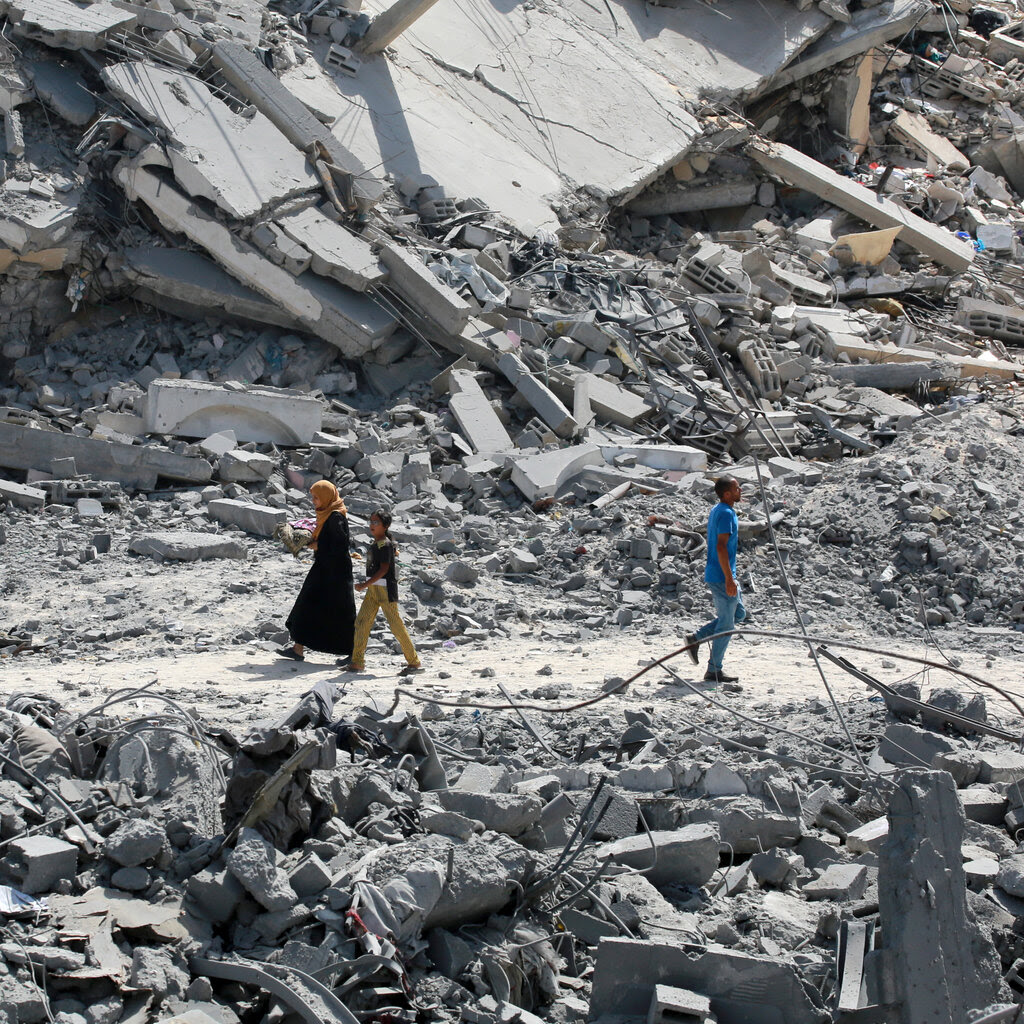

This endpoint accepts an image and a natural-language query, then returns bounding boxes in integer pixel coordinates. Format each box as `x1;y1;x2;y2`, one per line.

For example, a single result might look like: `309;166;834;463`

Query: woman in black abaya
277;479;355;661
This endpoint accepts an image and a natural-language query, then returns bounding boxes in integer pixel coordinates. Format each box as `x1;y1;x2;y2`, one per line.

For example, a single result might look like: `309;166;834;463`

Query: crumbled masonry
5;0;1024;1019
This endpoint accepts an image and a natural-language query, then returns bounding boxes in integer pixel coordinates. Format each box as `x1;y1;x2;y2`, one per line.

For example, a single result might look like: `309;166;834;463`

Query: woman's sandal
276;647;305;661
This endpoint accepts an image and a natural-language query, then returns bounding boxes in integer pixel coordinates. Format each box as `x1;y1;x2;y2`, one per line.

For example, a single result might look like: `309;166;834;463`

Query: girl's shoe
399;664;424;676
339;661;364;672
276;647;304;661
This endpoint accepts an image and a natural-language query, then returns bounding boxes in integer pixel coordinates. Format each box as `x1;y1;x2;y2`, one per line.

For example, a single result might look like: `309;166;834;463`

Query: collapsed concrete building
5;0;1024;1019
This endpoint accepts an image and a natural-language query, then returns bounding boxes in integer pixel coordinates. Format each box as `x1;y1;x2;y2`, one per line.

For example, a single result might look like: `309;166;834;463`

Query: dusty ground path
3;623;1020;742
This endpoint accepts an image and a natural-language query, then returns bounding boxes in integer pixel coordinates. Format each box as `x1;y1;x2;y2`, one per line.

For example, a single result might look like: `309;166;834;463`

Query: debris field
6;0;1024;1019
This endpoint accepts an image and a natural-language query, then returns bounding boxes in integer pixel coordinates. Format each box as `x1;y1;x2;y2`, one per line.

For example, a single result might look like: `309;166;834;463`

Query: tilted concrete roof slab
326;0;839;227
102;62;319;219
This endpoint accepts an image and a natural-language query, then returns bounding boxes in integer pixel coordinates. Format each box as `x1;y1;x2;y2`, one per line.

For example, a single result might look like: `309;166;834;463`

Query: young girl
344;508;422;675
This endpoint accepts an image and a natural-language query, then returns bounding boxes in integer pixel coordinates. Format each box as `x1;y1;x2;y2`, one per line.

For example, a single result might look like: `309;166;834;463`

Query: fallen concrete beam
209;41;383;211
115;161;396;357
827;333;1016;380
626;181;757;217
0;478;46;508
497;353;577;438
145;379;322;445
0;423;212;490
378;240;473;337
747;139;974;272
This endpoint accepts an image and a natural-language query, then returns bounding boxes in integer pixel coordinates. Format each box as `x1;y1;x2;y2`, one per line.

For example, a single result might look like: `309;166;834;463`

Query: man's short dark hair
714;476;737;500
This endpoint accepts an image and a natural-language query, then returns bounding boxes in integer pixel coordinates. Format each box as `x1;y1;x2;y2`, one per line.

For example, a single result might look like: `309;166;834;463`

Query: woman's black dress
285;510;355;655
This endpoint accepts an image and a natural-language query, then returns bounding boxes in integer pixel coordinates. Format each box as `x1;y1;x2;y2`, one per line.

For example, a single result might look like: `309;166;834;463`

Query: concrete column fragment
378;240;473;337
878;769;1003;1022
358;0;443;53
447;370;514;454
497;352;577;438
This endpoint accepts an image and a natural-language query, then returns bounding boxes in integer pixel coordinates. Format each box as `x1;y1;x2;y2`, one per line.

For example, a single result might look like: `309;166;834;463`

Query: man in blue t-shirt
685;476;746;684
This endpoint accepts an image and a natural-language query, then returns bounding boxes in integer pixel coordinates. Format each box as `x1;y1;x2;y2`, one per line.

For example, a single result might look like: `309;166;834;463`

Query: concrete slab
590;937;827;1021
121;247;303;331
764;0;928;93
498;353;576;438
0;422;212;490
210;40;383;210
6;0;136;49
275;206;387;292
748;139;975;272
115;162;392;356
327;0;835;226
129;531;248;561
145;379;322;445
597;825;720;887
102;62;317;219
207;498;287;537
509;443;604;502
598;443;706;474
26;60;96;125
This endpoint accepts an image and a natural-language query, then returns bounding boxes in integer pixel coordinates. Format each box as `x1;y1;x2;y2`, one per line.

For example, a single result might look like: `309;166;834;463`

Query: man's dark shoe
684;633;700;665
704;669;738;684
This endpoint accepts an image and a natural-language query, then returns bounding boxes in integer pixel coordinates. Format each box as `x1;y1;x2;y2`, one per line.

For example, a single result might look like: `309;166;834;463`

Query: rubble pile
5;0;1024;1017
3;670;1024;1024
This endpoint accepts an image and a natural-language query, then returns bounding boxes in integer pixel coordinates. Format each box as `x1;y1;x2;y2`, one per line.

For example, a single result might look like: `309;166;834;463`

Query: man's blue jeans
694;582;746;672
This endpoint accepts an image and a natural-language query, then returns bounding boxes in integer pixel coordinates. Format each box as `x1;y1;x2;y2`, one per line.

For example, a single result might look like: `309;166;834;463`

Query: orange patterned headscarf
310;480;347;542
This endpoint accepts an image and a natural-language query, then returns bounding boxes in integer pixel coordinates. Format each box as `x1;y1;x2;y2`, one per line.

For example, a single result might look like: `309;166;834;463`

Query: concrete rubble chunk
598;825;720;887
226;828;298;912
129;531;247;561
436;789;542;836
590;937;828;1020
5;836;77;894
275;206;388;293
104;818;165;867
207;498;287;538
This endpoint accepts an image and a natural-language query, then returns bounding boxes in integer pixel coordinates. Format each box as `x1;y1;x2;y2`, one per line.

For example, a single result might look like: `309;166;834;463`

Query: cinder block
647;984;715;1024
7;836;77;894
